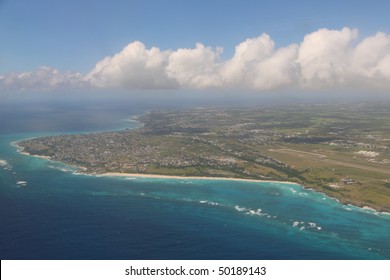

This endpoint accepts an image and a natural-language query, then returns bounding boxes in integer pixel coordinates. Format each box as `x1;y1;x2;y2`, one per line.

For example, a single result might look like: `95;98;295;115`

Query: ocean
0;99;389;260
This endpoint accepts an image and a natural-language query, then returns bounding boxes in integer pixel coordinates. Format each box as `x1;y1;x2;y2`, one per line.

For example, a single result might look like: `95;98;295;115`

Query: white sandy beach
19;151;52;160
100;172;299;185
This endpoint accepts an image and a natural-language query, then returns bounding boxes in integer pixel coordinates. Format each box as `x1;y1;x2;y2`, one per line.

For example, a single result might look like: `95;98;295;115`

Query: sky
1;0;390;94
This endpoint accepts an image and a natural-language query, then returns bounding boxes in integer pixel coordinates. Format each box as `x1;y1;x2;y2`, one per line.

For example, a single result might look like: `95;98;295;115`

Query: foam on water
199;200;220;206
234;205;248;212
291;221;322;231
0;159;12;171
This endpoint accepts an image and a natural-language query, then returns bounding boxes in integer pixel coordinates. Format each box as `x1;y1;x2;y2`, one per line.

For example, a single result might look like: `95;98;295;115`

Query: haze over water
1;99;389;260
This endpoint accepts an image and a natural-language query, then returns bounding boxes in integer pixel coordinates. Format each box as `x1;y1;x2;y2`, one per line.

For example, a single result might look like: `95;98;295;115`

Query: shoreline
13;140;390;216
12;141;52;160
13;141;88;171
98;172;299;185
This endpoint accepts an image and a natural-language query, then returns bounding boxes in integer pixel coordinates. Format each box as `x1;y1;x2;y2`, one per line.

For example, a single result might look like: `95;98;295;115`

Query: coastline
13;141;88;171
98;172;299;185
12;141;52;160
13;139;390;216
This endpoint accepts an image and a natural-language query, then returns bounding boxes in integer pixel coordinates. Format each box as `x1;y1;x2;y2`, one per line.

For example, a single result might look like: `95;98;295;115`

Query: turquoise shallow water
1;132;389;260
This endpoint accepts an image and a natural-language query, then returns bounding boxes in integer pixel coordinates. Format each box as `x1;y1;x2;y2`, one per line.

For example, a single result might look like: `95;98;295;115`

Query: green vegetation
17;103;390;212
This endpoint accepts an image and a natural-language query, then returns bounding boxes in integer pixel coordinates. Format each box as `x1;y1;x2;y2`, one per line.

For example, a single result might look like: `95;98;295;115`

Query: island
17;103;390;212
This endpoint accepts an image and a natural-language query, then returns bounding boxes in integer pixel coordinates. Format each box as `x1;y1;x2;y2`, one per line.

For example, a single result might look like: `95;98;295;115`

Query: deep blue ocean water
0;100;389;260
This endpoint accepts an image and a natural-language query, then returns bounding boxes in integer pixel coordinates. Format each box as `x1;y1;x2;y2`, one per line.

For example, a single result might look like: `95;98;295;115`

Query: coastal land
16;103;390;212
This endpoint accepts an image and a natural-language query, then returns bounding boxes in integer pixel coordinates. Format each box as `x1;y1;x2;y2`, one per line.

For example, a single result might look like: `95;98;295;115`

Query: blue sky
1;0;389;72
1;0;390;92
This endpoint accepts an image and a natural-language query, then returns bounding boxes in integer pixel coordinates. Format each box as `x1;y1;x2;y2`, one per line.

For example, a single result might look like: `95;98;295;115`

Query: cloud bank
2;27;390;92
0;66;86;91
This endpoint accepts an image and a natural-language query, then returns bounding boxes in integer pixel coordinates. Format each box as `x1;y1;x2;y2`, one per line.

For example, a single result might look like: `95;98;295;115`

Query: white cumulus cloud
221;34;299;89
87;41;177;89
351;32;390;83
222;34;276;87
2;27;390;92
297;27;358;87
166;43;223;88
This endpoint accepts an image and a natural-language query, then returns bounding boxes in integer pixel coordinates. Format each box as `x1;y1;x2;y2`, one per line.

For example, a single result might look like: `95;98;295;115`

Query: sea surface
0;100;389;260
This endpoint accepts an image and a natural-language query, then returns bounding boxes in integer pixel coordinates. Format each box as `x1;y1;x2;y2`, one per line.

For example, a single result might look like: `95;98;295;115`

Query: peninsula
17;103;390;212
